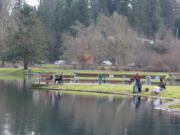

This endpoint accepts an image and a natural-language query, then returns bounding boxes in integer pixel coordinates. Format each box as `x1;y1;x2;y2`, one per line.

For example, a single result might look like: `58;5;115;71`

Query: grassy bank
170;103;180;109
0;68;27;79
1;67;180;111
35;83;180;99
0;67;169;79
0;68;179;99
33;83;180;111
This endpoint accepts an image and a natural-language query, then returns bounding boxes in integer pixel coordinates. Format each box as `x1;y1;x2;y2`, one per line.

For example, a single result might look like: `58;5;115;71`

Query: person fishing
55;72;63;84
133;73;142;93
158;78;166;90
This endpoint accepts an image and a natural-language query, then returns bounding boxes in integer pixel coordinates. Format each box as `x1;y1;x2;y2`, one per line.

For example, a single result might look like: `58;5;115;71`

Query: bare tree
96;13;139;65
62;13;139;68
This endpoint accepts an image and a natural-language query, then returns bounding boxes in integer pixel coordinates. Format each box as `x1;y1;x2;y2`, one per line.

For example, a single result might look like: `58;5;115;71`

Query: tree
76;0;90;26
62;23;93;69
160;0;173;28
6;4;48;69
116;0;137;27
96;13;139;65
173;16;180;38
135;0;161;39
38;0;90;61
116;0;129;16
0;0;16;66
62;13;139;66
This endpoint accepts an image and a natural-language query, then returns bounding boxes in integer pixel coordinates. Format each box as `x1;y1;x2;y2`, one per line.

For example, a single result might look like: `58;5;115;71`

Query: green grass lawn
169;103;180;109
30;68;169;77
0;67;178;98
0;68;27;80
0;67;169;79
34;83;180;110
35;64;73;69
37;83;180;99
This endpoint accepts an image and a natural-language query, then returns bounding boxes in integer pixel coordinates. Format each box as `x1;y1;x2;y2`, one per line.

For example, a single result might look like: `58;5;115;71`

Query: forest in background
0;0;180;71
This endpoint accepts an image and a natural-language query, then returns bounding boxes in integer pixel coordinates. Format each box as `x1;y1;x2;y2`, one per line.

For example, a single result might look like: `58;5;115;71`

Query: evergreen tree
135;0;161;39
90;0;116;24
6;4;48;69
160;0;173;28
116;0;136;26
116;0;129;16
173;17;180;38
15;0;25;9
145;0;161;39
38;0;91;61
76;0;90;26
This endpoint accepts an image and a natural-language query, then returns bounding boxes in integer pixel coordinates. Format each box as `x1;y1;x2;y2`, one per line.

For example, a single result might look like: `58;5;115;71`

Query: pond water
0;80;180;135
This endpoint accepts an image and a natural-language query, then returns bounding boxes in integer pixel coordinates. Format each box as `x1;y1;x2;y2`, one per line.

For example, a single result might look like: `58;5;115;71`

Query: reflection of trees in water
0;80;35;135
1;83;180;135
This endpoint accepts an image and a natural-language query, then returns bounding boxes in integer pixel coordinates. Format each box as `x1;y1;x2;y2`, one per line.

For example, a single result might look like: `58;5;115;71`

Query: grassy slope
40;83;180;99
0;68;27;79
1;67;179;99
0;67;169;79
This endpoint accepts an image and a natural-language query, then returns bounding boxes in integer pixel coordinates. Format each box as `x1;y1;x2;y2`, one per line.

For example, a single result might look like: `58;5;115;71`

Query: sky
26;0;39;6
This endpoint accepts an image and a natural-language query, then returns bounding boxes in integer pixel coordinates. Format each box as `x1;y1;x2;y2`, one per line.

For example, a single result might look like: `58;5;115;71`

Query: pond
0;80;180;135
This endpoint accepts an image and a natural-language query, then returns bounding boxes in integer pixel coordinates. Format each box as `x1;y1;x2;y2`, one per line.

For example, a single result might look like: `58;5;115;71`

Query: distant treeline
37;0;178;61
0;0;180;71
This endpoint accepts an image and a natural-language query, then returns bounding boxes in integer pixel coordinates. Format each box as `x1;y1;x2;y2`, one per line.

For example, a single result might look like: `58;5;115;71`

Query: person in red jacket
135;73;141;81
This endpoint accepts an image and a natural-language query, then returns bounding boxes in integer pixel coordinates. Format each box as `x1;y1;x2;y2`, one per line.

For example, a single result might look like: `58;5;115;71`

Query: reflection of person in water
153;98;162;106
132;96;141;109
97;96;102;107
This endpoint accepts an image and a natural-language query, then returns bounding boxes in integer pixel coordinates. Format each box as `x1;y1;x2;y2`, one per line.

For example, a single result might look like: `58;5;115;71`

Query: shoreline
32;85;180;115
155;99;180;116
0;67;179;115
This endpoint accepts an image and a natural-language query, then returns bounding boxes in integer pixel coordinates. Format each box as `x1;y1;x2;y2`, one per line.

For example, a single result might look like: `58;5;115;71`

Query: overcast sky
26;0;39;6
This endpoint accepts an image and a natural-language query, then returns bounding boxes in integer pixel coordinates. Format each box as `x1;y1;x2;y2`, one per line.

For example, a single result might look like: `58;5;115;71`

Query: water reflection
153;98;162;106
0;80;180;135
132;96;141;109
108;95;114;103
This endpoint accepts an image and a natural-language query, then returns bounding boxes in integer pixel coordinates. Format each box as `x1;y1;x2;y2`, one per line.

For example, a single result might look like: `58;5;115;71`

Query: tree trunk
82;61;85;70
24;62;28;70
1;60;5;67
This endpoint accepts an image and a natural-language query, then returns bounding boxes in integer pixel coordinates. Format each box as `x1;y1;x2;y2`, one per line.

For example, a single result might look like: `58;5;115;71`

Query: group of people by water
133;73;166;94
53;71;166;95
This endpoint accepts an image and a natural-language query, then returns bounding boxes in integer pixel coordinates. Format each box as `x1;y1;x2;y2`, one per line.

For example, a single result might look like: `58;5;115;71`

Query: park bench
33;72;75;84
33;72;54;84
55;75;74;83
74;73;166;85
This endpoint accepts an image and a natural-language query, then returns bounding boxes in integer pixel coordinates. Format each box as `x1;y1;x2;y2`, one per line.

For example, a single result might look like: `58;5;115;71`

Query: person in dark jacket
134;73;142;93
158;78;166;90
55;72;63;84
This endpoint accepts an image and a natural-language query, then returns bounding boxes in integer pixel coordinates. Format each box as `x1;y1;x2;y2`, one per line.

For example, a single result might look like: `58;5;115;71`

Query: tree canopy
6;4;48;69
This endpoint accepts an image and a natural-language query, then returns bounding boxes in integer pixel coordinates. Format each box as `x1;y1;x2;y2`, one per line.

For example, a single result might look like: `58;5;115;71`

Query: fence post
169;73;172;86
38;72;41;84
98;74;102;85
26;70;32;82
73;73;76;83
103;75;106;84
122;75;126;84
146;76;151;85
52;73;55;84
